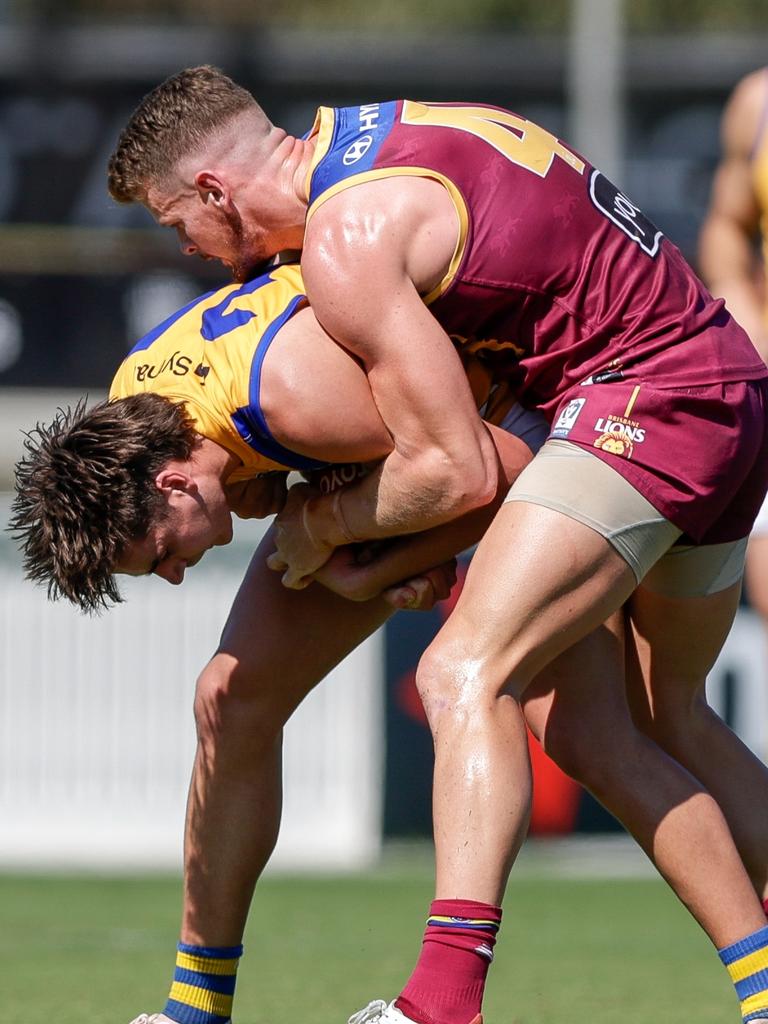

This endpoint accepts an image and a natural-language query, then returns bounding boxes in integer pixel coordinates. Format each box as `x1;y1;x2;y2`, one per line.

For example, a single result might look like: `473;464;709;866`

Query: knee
193;654;286;758
413;643;457;733
414;636;511;735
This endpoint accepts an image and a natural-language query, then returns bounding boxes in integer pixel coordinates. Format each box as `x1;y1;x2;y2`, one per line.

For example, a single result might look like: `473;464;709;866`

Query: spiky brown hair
9;393;200;613
107;64;262;203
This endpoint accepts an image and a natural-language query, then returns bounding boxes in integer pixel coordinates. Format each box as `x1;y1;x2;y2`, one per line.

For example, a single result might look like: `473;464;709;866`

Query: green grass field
0;850;740;1024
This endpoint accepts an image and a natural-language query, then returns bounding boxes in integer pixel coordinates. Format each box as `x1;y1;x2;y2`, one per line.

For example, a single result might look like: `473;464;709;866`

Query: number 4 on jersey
401;100;586;178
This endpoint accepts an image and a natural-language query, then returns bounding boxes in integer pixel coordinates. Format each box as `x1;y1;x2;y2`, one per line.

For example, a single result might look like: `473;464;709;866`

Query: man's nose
157;560;186;585
177;228;197;256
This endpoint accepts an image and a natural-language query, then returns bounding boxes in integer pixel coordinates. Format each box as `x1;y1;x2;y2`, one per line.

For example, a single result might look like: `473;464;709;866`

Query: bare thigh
624;581;741;733
209;525;394;719
419;500;637;702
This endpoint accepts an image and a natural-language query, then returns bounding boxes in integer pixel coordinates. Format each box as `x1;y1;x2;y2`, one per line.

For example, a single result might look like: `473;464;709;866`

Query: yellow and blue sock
163;942;243;1024
719;925;768;1022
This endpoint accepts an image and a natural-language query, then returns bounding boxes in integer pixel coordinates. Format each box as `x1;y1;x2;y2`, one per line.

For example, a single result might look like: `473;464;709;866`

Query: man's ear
154;467;199;497
194;170;228;208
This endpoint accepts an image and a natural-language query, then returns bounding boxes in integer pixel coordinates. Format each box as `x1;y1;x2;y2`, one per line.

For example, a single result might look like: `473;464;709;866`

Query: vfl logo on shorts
593;414;647;460
551;398;586;438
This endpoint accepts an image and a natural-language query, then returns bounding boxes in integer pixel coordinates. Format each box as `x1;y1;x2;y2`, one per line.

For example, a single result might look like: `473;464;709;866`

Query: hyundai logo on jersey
343;134;374;165
308;101;397;205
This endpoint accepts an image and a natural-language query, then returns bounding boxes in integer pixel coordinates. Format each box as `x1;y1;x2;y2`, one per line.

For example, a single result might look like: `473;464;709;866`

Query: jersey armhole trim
304;165;470;304
304;106;336;203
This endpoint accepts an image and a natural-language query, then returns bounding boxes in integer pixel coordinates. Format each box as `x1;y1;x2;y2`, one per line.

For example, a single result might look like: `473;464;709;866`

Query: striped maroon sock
395;899;502;1024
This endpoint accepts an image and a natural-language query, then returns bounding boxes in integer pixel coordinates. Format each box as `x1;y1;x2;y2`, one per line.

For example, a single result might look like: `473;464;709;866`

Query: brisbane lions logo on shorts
593;413;647;460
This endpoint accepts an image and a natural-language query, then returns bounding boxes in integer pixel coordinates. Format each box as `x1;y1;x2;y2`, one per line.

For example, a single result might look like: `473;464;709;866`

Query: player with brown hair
105;68;768;1024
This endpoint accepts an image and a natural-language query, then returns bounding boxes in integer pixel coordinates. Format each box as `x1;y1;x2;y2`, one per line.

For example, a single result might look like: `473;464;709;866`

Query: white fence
0;490;767;871
0;502;384;871
706;610;768;763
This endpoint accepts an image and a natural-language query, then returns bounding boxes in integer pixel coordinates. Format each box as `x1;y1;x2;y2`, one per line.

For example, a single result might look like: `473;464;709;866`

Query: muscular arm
312;424;532;603
699;70;768;359
300;176;499;549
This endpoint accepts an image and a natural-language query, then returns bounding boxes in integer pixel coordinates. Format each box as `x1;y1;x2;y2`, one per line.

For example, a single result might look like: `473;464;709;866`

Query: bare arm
222;307;393;522
300;177;499;550
311;424;532;601
699;70;768;359
259;305;393;464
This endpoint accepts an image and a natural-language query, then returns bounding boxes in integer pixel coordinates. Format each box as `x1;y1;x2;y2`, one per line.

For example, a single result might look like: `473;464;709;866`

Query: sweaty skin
147;131;500;577
127;93;768;1022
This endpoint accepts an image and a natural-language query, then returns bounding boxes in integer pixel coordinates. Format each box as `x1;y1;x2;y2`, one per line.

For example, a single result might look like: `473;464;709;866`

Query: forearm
720;282;768;363
302;238;501;543
305;427;500;549
345;500;501;595
701;220;763;323
312;425;532;597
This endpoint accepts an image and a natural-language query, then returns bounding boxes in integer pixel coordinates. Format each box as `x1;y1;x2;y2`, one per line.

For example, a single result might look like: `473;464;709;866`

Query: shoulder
258;305;349;433
306;173;438;238
258;304;321;405
302;174;457;304
722;69;768;156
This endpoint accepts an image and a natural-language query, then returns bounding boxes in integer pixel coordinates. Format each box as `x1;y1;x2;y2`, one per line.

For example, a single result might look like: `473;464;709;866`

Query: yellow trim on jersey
304;106;336;201
109;263;308;477
306;165;469;305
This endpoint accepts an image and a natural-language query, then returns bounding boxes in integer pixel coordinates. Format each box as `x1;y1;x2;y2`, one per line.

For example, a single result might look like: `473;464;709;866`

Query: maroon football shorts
548;376;768;544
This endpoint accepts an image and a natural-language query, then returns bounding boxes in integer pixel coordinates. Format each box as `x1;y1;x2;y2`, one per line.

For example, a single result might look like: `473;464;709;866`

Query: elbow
426;447;499;518
465;458;499;512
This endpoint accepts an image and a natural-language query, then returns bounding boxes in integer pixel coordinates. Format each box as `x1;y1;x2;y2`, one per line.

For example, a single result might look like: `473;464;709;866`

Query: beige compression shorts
504;439;747;598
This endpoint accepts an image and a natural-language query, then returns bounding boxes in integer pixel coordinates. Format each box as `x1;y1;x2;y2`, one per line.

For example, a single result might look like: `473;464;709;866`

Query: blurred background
1;0;768;873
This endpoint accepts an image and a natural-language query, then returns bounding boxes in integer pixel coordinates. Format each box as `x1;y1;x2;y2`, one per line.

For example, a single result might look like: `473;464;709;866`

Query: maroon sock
395;899;502;1024
763;896;768;918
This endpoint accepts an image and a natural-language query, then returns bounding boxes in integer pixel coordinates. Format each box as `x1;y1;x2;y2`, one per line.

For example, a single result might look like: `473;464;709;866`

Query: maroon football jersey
306;100;767;419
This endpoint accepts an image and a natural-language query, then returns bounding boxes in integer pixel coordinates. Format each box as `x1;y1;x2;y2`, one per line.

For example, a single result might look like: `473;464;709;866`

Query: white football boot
347;999;481;1024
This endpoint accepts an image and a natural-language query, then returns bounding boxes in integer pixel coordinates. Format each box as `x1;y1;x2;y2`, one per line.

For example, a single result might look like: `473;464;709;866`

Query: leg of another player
625;578;768;910
156;526;392;1024
184;526;392;943
417;501;638;906
523;603;766;939
392;501;635;1024
394;500;767;1024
